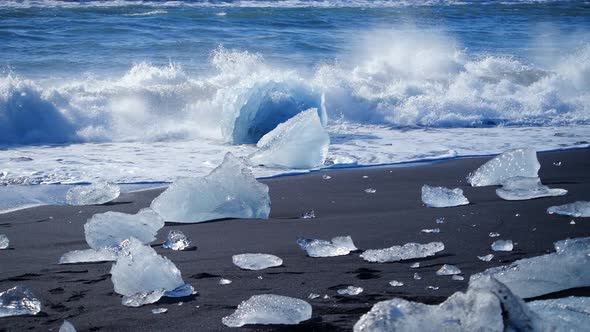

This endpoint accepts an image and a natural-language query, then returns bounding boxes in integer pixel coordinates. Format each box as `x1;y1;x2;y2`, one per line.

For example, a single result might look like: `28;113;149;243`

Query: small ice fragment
59;248;118;264
59;320;76;332
177;302;184;306
219;278;232;285
389;280;404;287
297;236;357;257
547;201;590;218
323;294;329;299
250;108;330;169
426;286;439;290
515;213;520;217
66;182;120;205
0;286;41;318
162;230;192;251
571;220;576;225
467;148;540;187
364;188;376;194
222;294;312;327
491;240;514;252
413;273;422;280
322;174;331;180
436;217;445;224
257;276;263;280
410;262;420;268
337;286;363;296
452;275;465;281
0;234;9;249
308;293;320;300
478;254;494;262
363;175;369;179
151;153;270;223
496;176;567;201
421;185;469;208
300;210;316;219
232;253;283;270
553;161;562;166
122;289;166;308
489;232;500;238
360;242;444;263
436;264;462;276
152;308;168;314
421;228;440;234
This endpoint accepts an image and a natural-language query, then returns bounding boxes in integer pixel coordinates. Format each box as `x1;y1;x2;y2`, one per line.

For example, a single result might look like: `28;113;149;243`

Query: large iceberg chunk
471;237;590;298
421;185;469;208
232;253;283;270
110;238;193;307
151;152;270;223
66;182;120;205
0;286;41;318
250;108;330;169
547;201;590;217
222;294;312;327
496;177;567;201
360;242;444;263
467;148;540;187
0;234;8;249
59;248;119;264
528;297;590;331
297;235;357;257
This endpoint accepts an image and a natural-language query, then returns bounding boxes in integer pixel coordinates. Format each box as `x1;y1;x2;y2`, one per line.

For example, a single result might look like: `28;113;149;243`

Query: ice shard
436;264;462;276
467;148;540;187
0;286;41;318
222;294;312;327
0;234;8;249
162;230;192;251
66;182;120;205
250;108;330;169
297;235;357;257
360;242;444;263
496;176;567;201
421;185;469;208
232;253;283;270
151;152;270;223
59;247;119;264
547;201;590;218
59;320;77;332
337;286;364;295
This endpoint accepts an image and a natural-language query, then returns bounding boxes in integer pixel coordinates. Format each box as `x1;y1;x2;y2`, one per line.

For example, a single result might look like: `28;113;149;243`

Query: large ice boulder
547;201;590;217
151;152;270;223
467;148;540;187
421;185;469;208
222;294;312;327
360;242;444;263
0;286;41;318
66;182;120;205
496;176;567;200
297;236;357;257
250;108;330;169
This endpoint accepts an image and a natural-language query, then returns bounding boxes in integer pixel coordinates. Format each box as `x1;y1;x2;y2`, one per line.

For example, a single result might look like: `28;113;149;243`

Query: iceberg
297;235;357;257
337;286;364;295
110;238;193;307
471;237;590;298
436;264;461;276
232;253;283;270
360;242;444;263
547;201;590;217
66;182;120;205
59;320;76;332
0;286;41;318
151;153;270;223
222;294;312;327
491;240;513;252
0;234;8;249
496;176;567;200
162;230;192;251
250;108;330;169
59;247;119;264
421;185;469;208
467;148;540;187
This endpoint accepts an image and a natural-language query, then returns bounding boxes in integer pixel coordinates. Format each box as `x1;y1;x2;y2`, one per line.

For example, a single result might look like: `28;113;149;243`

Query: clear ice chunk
389;281;404;287
360;242;444;263
308;293;320;299
122;289;165;307
491;240;513;252
222;294;312;327
59;247;119;264
338;286;364;295
453;275;465;281
421;185;469;208
0;286;41;318
300;210;316;219
219;278;232;285
467;148;540;187
250;108;330;169
162;230;192;251
496;176;567;201
478;254;494;262
547;201;590;218
436;264;462;276
66;181;120;205
0;234;8;249
151;152;270;223
297;235;357;257
59;320;76;332
152;308;168;314
421;228;440;234
232;253;283;270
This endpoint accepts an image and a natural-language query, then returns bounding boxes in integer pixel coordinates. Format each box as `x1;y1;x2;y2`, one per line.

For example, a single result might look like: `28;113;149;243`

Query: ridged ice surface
65;182;120;205
162;230;192;251
496;177;567;201
471;237;590;298
232;253;283;270
297;235;357;257
250;108;329;169
151;152;270;223
467;148;540;187
0;234;8;249
0;286;41;318
360;242;444;263
547;201;590;218
222;294;312;327
59;320;77;332
59;248;118;264
421;185;469;208
528;297;590;332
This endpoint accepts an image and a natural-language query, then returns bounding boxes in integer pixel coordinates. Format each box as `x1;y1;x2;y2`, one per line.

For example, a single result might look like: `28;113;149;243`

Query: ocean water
1;0;589;211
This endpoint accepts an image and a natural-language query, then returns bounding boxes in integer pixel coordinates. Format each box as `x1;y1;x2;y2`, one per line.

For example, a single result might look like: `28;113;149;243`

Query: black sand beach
1;148;589;332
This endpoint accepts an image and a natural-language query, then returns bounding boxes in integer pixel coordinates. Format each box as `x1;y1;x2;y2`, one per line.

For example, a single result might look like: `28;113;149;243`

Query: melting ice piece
413;273;422;280
421;228;440;234
528;297;590;331
66;182;120;205
389;281;404;287
360;242;444;263
489;232;500;238
297;236;357;257
478;254;494;262
0;234;8;249
421;185;469;208
491;240;513;252
59;320;76;332
122;289;166;307
467;148;540;187
222;294;312;327
496;176;567;201
151;153;270;223
308;293;320;299
453;275;465;281
250;108;330;169
232;253;283;270
85;208;164;250
300;210;316;219
547;201;590;218
152;308;168;314
110;238;193;307
364;188;376;194
0;286;41;318
472;237;590;298
162;230;192;251
410;262;420;268
337;286;364;296
219;278;232;285
59;248;119;264
436;264;462;276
